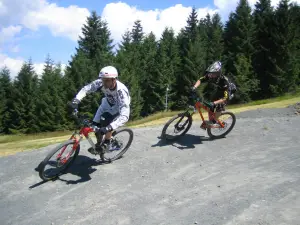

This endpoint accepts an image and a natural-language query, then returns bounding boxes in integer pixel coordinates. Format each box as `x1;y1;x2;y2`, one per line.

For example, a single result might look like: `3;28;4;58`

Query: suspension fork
175;107;194;128
56;131;82;161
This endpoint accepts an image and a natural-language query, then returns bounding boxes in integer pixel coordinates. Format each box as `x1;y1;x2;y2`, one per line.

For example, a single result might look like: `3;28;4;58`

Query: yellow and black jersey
200;75;231;101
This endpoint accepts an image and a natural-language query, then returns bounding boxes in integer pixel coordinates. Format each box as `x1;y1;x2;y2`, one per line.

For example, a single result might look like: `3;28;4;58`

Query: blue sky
0;0;288;77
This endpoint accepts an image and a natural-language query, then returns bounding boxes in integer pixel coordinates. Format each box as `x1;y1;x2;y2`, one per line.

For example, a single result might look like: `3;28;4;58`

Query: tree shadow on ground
152;134;215;150
30;155;110;189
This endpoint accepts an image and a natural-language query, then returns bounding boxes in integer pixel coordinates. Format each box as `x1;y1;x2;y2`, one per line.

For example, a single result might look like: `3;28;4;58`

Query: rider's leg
99;112;119;151
214;90;229;121
87;99;106;154
208;90;229;123
93;98;107;146
105;131;113;140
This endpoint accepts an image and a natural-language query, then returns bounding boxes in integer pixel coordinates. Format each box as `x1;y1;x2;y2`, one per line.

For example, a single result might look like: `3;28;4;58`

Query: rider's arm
75;79;103;101
193;76;208;89
110;88;131;130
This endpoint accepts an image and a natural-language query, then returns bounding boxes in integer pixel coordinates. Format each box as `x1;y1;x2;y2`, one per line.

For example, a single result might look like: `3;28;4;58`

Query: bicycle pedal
200;123;207;130
88;147;99;155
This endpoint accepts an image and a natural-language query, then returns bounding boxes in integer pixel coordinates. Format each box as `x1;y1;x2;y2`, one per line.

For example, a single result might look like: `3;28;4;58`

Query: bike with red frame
38;109;134;181
161;93;236;141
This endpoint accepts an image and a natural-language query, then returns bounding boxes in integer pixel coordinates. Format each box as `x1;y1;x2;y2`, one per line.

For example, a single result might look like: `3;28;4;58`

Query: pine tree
290;3;300;87
269;0;298;95
210;13;224;61
131;20;144;44
224;0;255;73
252;0;275;98
223;12;237;75
9;59;39;133
175;8;202;109
52;63;68;130
184;36;206;97
116;30;132;82
119;68;143;120
36;55;55;131
37;55;67;132
78;11;114;67
140;32;159;114
115;26;144;119
0;67;12;134
198;13;224;64
233;54;259;103
185;7;199;43
157;28;181;110
223;0;259;102
199;14;212;67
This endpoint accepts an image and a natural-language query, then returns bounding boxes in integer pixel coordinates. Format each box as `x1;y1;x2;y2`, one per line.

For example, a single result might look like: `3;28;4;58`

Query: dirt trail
0;105;299;225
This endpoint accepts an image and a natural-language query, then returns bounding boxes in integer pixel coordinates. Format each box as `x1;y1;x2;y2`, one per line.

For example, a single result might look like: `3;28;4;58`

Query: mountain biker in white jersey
70;66;131;154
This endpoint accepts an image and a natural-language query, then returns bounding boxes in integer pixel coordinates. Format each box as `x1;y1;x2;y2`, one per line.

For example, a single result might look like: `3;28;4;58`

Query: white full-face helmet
98;66;118;79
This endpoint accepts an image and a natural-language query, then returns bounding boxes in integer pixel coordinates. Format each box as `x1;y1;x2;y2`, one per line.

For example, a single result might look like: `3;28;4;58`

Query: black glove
99;125;113;135
70;98;80;109
191;86;196;93
190;87;198;99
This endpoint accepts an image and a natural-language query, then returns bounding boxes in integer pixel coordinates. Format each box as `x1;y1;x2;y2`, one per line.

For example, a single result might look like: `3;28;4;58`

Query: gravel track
0;105;300;225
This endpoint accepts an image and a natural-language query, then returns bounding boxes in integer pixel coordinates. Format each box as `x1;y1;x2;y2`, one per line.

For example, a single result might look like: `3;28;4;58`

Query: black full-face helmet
205;61;222;80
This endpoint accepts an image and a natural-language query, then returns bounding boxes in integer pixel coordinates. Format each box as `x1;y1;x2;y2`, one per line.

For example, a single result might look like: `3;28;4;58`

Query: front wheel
100;128;134;162
207;111;236;139
38;139;80;181
161;112;193;141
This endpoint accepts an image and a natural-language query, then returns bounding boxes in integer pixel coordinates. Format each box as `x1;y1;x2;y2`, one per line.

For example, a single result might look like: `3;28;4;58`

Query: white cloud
0;26;22;52
22;3;90;41
214;0;300;19
0;25;22;43
0;53;66;79
0;54;26;78
0;0;90;41
101;3;218;43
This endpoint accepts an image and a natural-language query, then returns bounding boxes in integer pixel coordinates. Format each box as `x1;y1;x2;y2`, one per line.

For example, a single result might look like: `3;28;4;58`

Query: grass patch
227;91;300;109
0;130;71;144
1;92;299;157
0;135;72;156
126;111;182;127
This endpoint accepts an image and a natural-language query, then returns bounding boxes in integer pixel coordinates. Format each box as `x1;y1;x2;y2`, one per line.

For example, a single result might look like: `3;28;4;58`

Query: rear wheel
38;140;80;181
161;112;193;141
100;128;134;162
207;111;236;139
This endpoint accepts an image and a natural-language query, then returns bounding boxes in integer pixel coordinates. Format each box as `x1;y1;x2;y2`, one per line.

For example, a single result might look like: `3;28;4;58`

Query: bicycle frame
56;125;96;163
193;100;226;129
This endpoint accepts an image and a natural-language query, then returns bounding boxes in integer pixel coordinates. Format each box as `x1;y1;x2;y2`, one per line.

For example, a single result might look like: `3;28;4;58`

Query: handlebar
71;109;99;132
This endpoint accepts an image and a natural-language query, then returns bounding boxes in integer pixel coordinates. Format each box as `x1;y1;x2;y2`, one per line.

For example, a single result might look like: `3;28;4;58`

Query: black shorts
93;112;119;128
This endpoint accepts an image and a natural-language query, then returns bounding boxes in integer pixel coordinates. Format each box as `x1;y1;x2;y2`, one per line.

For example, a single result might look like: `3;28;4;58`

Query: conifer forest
0;0;299;134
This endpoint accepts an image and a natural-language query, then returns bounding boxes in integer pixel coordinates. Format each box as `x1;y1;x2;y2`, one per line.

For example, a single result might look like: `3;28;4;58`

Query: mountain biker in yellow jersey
191;61;236;125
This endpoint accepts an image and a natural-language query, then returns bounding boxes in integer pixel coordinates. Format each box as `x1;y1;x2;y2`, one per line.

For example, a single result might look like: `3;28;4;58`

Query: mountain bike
161;94;236;141
38;109;134;181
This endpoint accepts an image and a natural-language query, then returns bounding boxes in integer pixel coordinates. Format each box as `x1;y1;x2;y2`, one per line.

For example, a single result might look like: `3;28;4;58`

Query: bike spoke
165;116;190;139
42;144;76;179
102;129;133;161
210;114;233;136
